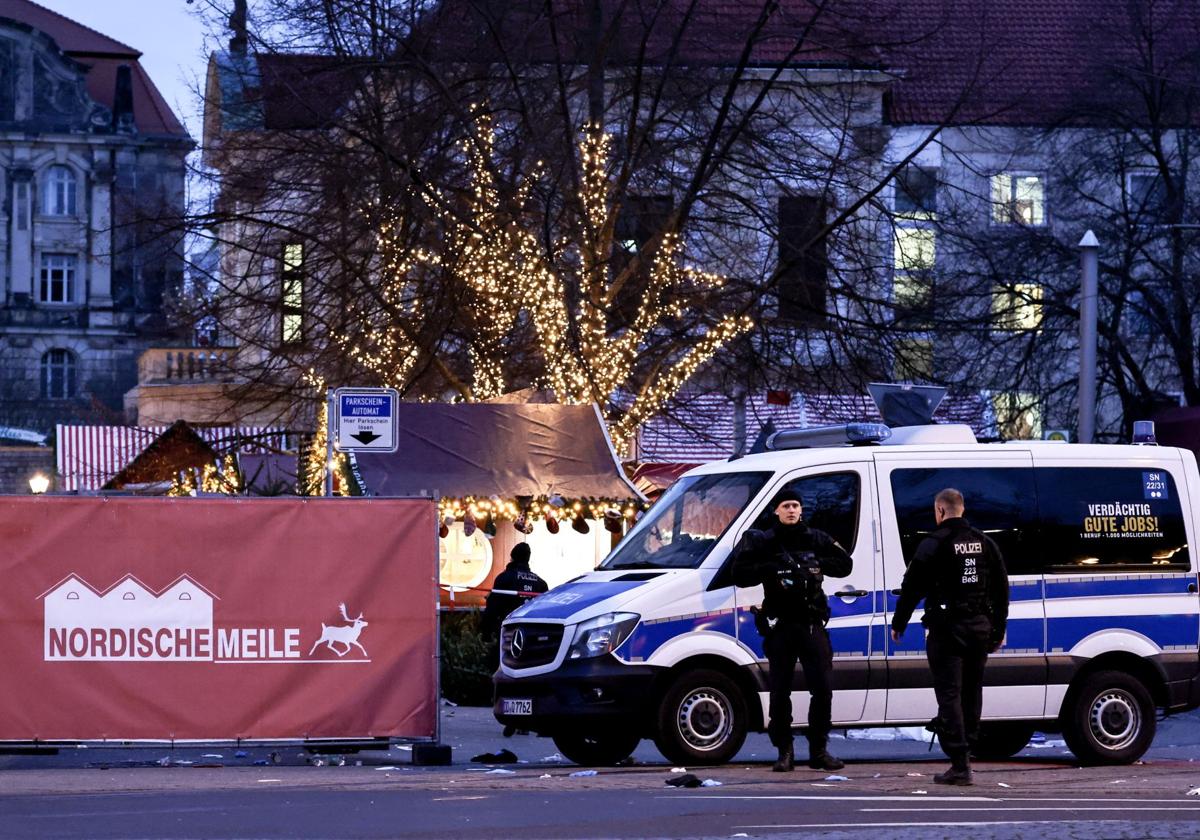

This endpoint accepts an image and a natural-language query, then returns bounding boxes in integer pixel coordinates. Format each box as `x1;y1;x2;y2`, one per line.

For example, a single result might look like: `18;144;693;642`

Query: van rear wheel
653;669;747;766
552;730;641;767
1062;670;1156;766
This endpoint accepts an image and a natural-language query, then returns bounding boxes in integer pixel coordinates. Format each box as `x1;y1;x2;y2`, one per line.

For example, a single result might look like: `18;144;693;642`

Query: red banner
0;496;438;741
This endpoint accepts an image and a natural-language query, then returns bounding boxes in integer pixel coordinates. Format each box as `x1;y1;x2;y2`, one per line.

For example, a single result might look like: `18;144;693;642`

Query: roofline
18;0;140;56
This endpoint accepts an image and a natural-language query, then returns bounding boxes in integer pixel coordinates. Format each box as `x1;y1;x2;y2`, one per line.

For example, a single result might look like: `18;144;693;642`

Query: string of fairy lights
438;494;644;538
333;113;752;456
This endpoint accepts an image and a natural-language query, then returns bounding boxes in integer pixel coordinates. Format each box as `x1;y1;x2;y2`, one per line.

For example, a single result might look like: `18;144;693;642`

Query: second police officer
890;487;1009;786
731;487;853;772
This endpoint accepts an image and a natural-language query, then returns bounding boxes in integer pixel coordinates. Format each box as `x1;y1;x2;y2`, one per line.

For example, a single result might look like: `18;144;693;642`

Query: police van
493;422;1200;767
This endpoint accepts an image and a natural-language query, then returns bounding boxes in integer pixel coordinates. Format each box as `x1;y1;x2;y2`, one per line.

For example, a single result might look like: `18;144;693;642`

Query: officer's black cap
770;488;802;510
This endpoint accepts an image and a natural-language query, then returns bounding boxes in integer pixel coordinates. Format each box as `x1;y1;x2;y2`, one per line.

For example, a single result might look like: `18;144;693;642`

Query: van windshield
601;472;772;570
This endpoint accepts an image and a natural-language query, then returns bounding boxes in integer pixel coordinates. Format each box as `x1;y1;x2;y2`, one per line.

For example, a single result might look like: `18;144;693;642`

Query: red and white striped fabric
56;426;293;492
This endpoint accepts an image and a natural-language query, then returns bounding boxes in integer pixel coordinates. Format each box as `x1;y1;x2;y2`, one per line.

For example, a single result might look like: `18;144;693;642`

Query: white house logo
39;574;369;664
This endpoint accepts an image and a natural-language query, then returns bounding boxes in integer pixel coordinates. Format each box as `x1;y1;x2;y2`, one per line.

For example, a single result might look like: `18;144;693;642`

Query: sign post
332;387;400;454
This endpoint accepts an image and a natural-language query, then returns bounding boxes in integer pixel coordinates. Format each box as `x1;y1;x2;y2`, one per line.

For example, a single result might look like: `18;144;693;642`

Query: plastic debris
256;779;282;783
906;772;924;777
847;727;928;742
253;759;269;766
311;758;327;767
570;770;599;778
375;766;398;771
872;774;882;779
912;790;928;795
671;767;688;773
541;753;565;762
733;834;750;838
156;757;171;767
1186;787;1200;796
998;782;1011;788
485;768;516;775
235;750;248;759
665;773;702;788
443;698;459;707
539;774;552;779
202;754;223;759
701;779;723;787
1110;779;1127;784
471;749;518;764
824;774;849;782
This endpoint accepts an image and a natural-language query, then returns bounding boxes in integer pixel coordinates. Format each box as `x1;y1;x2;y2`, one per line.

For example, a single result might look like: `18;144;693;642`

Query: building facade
0;1;191;438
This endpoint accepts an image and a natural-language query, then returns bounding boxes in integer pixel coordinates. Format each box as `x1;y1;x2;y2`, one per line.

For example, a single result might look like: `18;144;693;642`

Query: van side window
753;472;860;551
1035;467;1190;573
889;467;1039;574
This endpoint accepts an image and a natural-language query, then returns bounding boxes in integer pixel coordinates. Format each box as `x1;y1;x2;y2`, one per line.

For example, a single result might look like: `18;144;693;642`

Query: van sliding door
873;452;1047;724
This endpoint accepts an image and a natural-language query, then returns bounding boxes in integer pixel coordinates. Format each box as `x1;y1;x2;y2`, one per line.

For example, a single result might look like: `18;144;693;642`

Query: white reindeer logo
309;603;369;658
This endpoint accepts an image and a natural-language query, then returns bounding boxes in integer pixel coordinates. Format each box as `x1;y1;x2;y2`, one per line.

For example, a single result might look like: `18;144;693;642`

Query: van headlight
567;613;640;660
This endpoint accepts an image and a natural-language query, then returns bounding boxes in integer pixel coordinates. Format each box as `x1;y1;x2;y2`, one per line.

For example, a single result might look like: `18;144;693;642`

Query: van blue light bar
765;423;892;451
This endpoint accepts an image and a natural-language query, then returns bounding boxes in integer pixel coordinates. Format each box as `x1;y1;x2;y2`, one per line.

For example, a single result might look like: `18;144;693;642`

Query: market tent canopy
352;403;642;500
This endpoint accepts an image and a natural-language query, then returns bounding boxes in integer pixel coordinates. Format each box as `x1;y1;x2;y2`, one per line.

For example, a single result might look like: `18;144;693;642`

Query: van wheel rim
677;688;732;752
1089;690;1139;750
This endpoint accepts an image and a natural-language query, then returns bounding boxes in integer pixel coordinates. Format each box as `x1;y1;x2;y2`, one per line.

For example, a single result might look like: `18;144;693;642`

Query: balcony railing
138;348;234;383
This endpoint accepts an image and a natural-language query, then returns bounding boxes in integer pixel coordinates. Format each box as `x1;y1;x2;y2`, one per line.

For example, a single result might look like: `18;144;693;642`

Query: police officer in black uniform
732;488;853;772
890;487;1009;786
481;543;548;642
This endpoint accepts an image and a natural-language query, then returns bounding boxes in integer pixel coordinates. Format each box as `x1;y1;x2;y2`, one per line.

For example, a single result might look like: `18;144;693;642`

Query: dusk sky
32;0;212;141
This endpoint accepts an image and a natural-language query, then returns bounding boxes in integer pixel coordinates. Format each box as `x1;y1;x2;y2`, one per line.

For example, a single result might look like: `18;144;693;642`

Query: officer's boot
806;737;844;771
933;753;973;786
772;741;795;772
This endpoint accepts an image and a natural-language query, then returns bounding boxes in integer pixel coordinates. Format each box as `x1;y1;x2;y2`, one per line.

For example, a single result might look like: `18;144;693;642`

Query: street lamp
28;473;50;494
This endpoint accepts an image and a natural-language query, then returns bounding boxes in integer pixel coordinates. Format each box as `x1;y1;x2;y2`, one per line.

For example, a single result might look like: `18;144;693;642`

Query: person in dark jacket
481;543;548;642
890;487;1009;786
731;488;854;772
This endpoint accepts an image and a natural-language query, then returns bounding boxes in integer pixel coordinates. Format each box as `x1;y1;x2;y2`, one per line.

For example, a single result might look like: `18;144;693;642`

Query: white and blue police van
494;422;1200;767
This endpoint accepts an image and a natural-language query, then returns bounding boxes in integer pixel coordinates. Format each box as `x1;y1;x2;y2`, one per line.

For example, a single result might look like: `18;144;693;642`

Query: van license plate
502;698;532;715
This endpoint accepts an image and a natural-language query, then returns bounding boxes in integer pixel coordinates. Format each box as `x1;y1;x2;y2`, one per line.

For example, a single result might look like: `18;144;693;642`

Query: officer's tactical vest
926;522;992;621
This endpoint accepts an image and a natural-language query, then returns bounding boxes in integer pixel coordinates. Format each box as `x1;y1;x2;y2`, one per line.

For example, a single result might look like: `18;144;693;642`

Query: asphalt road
4;706;1200;839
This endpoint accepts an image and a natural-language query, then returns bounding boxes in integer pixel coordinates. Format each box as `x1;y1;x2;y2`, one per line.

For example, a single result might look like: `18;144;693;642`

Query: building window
893;337;933;381
42;165;77;216
611;195;673;326
992;283;1043;331
777;195;828;325
41;348;76;399
993;391;1041;440
893;166;938;218
281;243;304;344
892;226;935;325
39;253;77;304
991;173;1045;225
1127;170;1167;221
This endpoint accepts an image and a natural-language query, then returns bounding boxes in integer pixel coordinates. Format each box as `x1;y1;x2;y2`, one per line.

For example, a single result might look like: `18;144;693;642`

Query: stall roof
352;403;642;500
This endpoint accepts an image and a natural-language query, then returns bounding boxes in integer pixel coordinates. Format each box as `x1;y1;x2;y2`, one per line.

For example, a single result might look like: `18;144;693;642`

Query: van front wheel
654;669;747;766
1062;670;1156;766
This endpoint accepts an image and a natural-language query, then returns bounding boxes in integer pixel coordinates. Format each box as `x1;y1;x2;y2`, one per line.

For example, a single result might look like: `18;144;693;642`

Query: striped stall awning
56;425;294;492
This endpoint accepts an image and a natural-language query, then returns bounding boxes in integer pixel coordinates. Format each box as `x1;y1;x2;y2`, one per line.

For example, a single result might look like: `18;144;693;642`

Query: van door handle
836;588;868;599
1189;582;1198;593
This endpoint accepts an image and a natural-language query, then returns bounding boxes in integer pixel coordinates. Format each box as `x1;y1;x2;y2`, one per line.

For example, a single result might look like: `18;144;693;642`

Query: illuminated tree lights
350;116;752;453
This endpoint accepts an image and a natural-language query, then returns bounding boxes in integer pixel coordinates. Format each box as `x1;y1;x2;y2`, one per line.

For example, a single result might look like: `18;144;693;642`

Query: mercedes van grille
502;623;563;668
